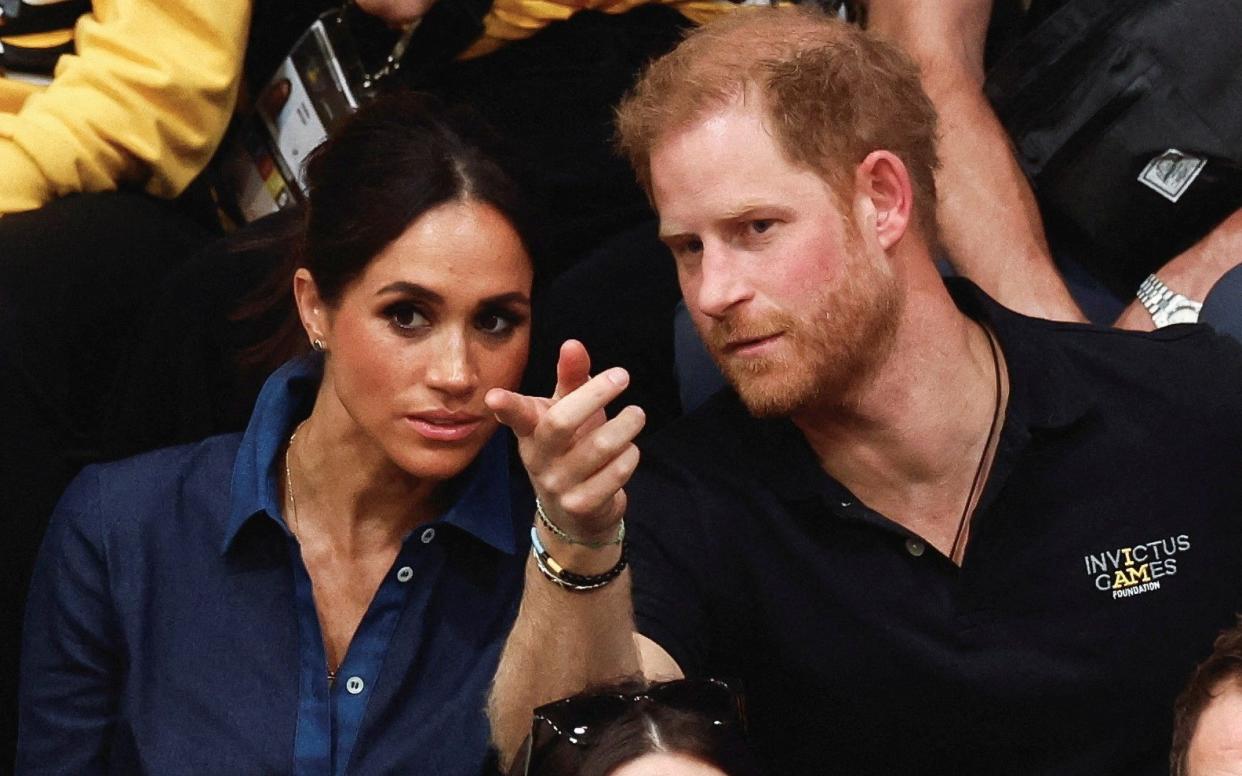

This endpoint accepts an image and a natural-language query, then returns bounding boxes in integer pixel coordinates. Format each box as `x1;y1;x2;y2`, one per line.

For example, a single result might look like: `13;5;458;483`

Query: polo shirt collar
221;354;518;557
945;277;1093;432
744;277;1094;505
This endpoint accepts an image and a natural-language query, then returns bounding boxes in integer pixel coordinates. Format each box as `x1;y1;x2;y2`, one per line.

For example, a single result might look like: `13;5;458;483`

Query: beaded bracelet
530;526;628;592
535;498;625;548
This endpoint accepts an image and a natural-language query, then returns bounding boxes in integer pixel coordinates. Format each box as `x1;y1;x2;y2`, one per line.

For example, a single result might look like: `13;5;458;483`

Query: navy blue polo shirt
628;279;1242;775
18;355;530;775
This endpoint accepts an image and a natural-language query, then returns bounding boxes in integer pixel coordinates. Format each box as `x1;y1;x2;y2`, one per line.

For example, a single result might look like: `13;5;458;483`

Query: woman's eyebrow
481;291;532;308
375;282;443;304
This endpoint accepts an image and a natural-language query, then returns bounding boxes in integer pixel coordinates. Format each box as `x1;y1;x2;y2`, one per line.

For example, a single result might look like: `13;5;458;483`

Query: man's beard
702;253;902;418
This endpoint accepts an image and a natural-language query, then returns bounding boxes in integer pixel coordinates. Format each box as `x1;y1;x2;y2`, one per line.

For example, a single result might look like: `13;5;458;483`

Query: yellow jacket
463;0;738;58
0;0;251;214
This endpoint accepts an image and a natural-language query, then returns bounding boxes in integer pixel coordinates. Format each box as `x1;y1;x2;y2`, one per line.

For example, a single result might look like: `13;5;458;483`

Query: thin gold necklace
284;420;307;541
284;420;339;686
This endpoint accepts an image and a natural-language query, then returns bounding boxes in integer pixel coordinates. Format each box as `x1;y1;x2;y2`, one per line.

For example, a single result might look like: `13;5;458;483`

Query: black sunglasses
522;678;747;774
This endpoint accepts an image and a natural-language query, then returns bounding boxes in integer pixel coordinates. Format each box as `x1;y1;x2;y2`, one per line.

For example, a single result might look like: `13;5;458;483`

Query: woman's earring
312;338;325;353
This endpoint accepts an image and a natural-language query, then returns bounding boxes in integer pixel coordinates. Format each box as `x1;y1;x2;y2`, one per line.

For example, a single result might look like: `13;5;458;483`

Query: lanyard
330;0;419;91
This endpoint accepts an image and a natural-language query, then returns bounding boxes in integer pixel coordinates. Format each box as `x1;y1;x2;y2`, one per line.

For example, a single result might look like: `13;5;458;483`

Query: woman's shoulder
57;433;247;539
105;432;242;472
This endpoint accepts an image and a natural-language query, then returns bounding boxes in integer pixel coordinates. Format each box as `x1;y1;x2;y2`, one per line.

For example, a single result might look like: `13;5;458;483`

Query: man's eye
385;303;429;331
679;238;704;256
750;219;775;234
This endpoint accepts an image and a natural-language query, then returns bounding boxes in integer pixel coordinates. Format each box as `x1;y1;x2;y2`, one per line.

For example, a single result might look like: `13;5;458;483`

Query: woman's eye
386;303;429;331
477;312;516;336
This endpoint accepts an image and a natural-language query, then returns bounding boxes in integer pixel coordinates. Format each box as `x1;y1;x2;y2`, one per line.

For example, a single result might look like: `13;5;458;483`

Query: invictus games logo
1083;535;1191;599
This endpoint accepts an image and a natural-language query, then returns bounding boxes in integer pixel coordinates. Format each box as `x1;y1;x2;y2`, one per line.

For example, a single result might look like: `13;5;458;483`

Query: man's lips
406;411;484;442
723;332;783;356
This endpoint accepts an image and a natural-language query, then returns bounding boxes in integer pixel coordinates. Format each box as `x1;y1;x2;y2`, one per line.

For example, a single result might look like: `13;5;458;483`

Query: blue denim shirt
18;355;530;775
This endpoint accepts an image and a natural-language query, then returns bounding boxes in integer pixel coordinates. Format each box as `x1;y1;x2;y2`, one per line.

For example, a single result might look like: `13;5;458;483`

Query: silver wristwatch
1136;274;1202;327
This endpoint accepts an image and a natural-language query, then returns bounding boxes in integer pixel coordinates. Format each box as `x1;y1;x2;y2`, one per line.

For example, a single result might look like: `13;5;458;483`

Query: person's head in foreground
516;678;763;776
1172;620;1242;776
615;6;940;417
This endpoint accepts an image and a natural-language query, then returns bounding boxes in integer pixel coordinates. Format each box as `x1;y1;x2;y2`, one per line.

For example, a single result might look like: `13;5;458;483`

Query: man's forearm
930;78;1085;321
489;550;641;766
484;345;650;765
868;0;1085;321
1115;207;1242;330
1151;207;1242;301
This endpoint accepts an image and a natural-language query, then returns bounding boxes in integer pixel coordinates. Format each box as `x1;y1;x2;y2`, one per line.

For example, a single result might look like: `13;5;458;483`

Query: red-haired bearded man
486;8;1242;773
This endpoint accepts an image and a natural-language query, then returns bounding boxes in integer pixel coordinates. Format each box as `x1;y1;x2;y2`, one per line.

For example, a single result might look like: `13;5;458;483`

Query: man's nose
693;243;753;320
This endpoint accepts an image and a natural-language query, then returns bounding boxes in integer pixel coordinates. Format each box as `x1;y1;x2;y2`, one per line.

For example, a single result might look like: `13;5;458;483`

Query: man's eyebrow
375;282;444;304
721;203;778;220
657;228;692;245
658;204;781;243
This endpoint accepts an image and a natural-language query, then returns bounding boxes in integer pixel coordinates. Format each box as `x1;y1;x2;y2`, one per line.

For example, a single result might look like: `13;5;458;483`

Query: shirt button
840;500;853;508
420;527;436;544
905;538;926;557
396;566;414;583
345;676;365;695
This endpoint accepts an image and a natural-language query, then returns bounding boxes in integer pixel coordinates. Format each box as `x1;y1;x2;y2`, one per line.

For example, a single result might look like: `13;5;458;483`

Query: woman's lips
406;413;484;442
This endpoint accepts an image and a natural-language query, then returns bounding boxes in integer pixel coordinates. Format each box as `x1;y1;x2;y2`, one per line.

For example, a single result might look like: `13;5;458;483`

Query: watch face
1166;306;1201;325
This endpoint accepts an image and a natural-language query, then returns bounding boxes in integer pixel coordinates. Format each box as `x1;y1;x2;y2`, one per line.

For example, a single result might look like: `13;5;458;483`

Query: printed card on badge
215;7;412;223
255;19;361;192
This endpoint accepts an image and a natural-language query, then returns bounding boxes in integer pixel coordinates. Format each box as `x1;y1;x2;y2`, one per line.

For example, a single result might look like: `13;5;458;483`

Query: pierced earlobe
312;339;326;353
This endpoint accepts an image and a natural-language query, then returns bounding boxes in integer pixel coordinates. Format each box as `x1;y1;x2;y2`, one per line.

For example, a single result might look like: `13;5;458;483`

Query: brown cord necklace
948;324;1002;566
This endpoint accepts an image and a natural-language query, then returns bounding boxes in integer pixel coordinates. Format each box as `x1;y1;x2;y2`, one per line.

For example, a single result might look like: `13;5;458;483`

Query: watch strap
1137;274;1202;327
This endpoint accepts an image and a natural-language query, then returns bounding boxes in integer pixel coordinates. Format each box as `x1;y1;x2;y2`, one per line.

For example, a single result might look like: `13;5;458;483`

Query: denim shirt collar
222;353;517;556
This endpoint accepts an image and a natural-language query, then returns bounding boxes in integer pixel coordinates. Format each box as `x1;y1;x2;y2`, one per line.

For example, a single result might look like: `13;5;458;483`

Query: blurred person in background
866;0;1242;329
0;0;249;760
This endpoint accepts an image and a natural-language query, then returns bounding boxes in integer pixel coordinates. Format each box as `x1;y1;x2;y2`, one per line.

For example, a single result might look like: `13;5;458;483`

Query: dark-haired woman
17;94;536;775
515;679;764;776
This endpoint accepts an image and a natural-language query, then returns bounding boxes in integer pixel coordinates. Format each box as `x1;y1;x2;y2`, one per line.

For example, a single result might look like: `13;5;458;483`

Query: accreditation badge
218;3;415;223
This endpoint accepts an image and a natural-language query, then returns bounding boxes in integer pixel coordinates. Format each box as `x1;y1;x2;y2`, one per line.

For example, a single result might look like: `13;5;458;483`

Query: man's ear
854;150;914;251
292;268;330;350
